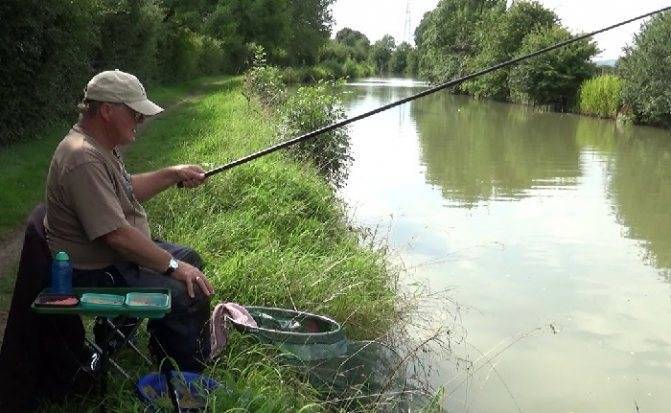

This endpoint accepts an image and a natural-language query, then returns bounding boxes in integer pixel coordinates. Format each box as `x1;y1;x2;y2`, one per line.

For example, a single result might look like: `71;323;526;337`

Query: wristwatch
164;256;179;276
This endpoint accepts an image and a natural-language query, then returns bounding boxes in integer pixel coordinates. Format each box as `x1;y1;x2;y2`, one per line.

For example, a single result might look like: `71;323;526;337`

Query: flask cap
54;251;70;261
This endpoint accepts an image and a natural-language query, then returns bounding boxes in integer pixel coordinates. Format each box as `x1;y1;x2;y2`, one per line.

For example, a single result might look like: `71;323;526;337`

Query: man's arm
102;226;214;298
131;164;206;202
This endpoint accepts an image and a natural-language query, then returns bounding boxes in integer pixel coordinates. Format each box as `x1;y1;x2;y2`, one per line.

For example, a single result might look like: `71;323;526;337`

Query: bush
619;11;671;126
157;26;203;82
243;46;287;107
319;59;346;79
199;35;225;75
0;0;99;145
281;82;351;188
344;58;371;79
95;0;164;84
577;75;622;118
280;67;302;84
309;65;334;82
509;26;597;109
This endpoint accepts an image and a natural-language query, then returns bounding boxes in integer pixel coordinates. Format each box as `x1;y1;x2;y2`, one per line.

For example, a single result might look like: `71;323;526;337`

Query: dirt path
0;227;22;346
0;226;24;279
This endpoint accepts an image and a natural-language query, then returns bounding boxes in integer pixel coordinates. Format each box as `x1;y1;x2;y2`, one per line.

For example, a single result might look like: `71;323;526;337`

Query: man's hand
133;164;207;202
171;260;215;298
173;164;206;188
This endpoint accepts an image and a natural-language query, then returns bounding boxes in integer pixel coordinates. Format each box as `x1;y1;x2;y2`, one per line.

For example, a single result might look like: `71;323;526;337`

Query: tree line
316;29;419;79
327;0;671;128
0;0;335;145
3;0;671;147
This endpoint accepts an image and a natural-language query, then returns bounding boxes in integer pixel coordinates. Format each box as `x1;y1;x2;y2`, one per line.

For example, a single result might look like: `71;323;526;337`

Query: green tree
285;0;334;66
319;41;349;63
388;42;413;74
619;11;671;127
414;0;505;84
335;28;369;47
462;0;558;100
405;48;419;76
95;0;165;83
0;0;99;145
335;28;371;62
508;26;597;109
370;35;396;74
204;0;292;69
160;0;218;32
203;3;246;72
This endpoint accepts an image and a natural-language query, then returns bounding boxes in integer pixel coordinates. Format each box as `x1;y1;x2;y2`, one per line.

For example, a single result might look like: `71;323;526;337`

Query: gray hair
77;99;103;118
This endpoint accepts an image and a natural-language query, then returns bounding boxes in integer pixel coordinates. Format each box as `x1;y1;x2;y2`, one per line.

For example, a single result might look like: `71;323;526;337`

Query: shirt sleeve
64;161;130;241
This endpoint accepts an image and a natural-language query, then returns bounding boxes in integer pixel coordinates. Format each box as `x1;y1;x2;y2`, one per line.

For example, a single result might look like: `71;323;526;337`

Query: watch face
166;257;179;275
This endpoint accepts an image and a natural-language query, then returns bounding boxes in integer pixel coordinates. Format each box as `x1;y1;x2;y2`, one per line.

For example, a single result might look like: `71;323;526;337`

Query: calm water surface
339;78;671;412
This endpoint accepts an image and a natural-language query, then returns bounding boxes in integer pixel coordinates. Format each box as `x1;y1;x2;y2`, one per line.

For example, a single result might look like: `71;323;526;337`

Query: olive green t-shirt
44;125;150;270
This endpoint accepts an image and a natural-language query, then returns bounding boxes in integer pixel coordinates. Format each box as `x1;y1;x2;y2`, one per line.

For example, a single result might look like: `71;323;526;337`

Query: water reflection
576;120;671;278
340;79;671;412
411;92;582;206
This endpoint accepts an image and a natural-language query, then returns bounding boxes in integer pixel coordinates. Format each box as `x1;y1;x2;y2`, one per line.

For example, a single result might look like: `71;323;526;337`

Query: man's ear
99;102;114;121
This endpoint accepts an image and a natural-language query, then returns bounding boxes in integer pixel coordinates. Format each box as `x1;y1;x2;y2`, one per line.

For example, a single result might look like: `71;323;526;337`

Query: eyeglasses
124;105;145;123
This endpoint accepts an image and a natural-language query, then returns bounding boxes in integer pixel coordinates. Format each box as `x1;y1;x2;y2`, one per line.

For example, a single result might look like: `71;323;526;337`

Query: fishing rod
188;5;671;185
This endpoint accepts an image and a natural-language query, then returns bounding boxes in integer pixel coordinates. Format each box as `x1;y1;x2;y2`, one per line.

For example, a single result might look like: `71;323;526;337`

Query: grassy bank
14;77;399;411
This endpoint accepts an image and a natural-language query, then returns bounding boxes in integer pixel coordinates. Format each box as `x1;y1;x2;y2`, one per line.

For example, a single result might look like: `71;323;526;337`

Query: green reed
577;74;623;118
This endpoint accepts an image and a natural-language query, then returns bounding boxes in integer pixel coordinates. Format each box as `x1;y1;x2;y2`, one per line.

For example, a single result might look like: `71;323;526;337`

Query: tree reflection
410;92;582;207
346;82;671;277
577;120;671;278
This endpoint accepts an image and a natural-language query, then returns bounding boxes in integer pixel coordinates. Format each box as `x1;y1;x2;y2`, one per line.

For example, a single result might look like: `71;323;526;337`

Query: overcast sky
330;0;671;60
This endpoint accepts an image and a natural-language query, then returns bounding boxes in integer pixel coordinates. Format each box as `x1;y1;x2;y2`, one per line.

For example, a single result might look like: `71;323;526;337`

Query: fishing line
192;6;671;183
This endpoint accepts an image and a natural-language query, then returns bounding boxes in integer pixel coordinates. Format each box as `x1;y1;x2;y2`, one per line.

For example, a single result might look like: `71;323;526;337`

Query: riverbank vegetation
618;11;671;127
577;75;623;119
407;0;671;128
414;0;598;111
5;0;671;150
314;0;671;129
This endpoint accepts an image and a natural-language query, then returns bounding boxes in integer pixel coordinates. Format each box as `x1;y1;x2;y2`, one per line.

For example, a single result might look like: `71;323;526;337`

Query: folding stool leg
104;318;153;365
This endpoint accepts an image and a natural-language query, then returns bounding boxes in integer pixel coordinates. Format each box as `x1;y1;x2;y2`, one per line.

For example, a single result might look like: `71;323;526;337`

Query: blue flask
51;251;73;294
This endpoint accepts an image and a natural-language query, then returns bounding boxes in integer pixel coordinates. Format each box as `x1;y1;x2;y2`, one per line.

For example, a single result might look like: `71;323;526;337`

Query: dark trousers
73;241;211;372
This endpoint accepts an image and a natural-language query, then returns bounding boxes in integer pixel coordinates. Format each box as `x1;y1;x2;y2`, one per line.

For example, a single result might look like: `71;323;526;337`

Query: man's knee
169;278;211;313
179;248;204;271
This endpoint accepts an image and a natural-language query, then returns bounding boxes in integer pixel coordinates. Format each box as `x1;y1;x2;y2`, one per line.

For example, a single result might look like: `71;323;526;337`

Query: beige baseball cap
84;69;163;116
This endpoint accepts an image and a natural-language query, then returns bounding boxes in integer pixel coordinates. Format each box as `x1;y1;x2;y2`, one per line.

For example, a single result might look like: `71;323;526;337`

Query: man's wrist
164;256;179;275
169;166;181;185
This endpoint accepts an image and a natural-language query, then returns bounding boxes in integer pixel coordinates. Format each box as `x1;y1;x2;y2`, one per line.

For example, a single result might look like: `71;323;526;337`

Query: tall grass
39;76;400;411
132;84;397;339
577;74;623;118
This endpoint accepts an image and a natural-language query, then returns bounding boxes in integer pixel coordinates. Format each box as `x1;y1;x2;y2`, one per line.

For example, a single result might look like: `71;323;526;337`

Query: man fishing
44;69;215;371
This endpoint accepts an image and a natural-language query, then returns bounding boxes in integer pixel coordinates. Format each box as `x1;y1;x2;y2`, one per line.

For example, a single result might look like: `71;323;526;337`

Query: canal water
338;78;671;412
